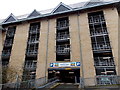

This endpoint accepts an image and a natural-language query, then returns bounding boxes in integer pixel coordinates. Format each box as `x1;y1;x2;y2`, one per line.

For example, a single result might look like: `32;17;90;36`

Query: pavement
50;83;79;90
50;83;120;90
82;85;120;90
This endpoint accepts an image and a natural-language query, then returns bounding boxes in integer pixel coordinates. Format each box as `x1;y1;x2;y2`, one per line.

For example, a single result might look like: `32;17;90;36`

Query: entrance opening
48;68;80;83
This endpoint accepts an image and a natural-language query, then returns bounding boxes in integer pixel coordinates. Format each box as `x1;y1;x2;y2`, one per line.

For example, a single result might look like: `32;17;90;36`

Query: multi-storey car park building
0;0;120;87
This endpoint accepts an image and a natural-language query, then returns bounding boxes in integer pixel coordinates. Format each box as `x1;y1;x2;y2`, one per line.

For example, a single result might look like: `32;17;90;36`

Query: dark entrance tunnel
48;68;80;83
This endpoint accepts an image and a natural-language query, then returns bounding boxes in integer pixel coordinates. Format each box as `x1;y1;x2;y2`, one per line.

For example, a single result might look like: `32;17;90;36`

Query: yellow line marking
50;83;60;89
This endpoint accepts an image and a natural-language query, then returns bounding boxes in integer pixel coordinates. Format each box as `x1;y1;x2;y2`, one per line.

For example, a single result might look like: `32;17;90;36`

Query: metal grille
57;20;69;30
96;75;118;85
94;57;115;66
89;15;105;24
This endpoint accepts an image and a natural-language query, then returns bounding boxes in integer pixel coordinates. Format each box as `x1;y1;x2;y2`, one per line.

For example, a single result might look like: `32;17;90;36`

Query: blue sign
76;62;80;66
50;62;80;67
50;63;53;67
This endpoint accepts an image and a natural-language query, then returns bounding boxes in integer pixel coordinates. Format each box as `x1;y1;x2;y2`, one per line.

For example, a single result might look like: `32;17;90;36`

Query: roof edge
1;0;120;25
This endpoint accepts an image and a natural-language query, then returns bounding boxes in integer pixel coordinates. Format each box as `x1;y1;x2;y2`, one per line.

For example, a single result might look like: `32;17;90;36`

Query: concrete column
36;20;48;80
47;18;56;74
104;8;119;76
79;12;96;86
69;14;81;62
9;23;29;81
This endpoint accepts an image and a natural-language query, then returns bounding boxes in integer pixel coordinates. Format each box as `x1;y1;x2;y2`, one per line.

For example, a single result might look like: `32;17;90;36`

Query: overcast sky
0;0;112;20
0;0;89;19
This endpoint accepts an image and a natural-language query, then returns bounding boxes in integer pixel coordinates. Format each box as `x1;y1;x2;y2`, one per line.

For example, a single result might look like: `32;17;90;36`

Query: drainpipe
77;11;85;88
45;19;50;83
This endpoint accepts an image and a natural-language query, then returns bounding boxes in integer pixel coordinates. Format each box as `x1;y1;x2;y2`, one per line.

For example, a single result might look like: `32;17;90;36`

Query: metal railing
81;76;120;87
4;43;12;47
22;74;36;81
57;45;70;55
89;15;105;24
2;61;9;67
28;39;39;44
57;35;70;41
24;61;37;70
4;40;13;47
90;27;108;36
2;50;11;57
29;28;39;34
6;32;14;37
94;57;115;66
1;76;58;89
57;20;69;30
57;50;70;55
26;50;38;56
92;43;111;51
19;79;35;89
1;76;120;89
96;75;118;85
1;79;36;89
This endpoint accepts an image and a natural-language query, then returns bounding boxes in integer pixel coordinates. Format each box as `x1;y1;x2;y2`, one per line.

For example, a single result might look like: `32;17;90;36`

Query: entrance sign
50;62;80;67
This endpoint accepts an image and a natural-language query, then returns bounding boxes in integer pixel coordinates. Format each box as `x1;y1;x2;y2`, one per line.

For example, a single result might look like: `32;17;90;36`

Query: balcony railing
57;20;69;30
90;27;108;36
2;61;9;67
29;28;39;34
57;35;70;41
28;39;39;44
24;61;37;70
89;15;105;24
6;32;14;37
92;43;111;51
2;51;11;59
57;45;70;55
26;50;38;57
4;40;13;47
96;75;118;85
94;57;115;66
57;50;70;55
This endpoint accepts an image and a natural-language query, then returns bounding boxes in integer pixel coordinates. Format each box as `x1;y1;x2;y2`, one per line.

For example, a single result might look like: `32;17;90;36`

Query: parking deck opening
48;68;80;83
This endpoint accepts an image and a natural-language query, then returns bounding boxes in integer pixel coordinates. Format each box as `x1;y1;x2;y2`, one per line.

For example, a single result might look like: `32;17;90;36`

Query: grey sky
0;0;90;19
1;0;112;19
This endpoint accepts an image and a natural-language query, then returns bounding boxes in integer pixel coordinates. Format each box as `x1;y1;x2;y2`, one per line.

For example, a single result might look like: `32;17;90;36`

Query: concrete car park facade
0;0;120;87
